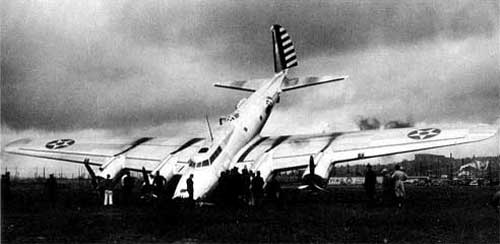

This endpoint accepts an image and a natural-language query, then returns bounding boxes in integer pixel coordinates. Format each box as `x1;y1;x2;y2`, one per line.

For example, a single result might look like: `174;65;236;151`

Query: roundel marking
45;139;75;149
407;128;441;140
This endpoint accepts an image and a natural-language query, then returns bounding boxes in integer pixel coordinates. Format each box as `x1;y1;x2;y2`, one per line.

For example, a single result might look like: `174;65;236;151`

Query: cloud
2;0;498;131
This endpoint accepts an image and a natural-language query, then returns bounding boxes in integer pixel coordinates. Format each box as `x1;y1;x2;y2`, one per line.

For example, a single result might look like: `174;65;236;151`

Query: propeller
83;158;99;189
142;167;151;186
297;156;329;193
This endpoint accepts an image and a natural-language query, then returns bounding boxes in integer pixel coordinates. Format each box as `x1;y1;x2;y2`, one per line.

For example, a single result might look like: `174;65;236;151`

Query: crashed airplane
5;25;497;200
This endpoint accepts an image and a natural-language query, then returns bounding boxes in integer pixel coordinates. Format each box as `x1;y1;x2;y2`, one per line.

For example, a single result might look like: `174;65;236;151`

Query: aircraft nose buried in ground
3;24;497;202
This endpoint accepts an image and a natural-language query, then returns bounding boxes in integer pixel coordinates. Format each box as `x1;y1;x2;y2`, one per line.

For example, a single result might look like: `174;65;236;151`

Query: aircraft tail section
271;24;298;73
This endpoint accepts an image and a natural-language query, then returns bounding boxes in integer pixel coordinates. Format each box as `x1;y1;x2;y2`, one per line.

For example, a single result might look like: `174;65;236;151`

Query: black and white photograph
1;0;499;243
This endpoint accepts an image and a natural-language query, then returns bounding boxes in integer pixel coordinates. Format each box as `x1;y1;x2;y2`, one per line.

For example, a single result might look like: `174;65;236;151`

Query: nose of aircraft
173;168;219;200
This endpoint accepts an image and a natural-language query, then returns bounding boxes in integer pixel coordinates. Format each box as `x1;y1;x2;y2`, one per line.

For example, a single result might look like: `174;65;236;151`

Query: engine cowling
300;153;333;191
97;155;126;179
250;151;275;186
151;155;179;182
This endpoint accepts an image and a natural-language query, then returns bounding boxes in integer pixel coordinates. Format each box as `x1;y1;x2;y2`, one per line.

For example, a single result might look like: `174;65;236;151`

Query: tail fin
271;25;298;73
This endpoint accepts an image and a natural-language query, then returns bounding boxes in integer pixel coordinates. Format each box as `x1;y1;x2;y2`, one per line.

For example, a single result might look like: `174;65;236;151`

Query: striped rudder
271;24;298;73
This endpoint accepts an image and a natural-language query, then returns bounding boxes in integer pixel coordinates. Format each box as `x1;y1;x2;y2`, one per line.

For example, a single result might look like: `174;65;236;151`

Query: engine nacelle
301;153;333;185
97;155;126;179
250;151;275;185
151;155;178;182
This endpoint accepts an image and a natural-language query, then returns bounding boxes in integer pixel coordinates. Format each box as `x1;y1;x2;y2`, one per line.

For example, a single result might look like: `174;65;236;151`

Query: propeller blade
297;185;309;190
312;184;329;193
142;167;150;186
309;155;315;175
83;158;98;189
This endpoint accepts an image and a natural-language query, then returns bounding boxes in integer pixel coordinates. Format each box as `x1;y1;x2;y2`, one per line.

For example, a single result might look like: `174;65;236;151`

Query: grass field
2;179;499;243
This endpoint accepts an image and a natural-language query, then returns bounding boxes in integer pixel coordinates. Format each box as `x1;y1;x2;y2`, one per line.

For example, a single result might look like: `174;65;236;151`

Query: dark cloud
1;0;499;132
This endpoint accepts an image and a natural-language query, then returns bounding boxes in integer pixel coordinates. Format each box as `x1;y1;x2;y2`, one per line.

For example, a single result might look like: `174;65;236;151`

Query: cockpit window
196;162;202;168
202;160;209;167
198;147;209;153
209;146;223;163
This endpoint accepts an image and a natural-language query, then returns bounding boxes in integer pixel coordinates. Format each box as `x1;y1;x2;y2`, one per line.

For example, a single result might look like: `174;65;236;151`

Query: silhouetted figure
153;171;167;197
251;171;264;207
364;164;377;207
217;170;229;204
229;167;241;205
186;174;194;204
267;176;281;207
121;171;134;206
381;168;394;206
103;174;114;206
242;167;251;205
46;174;58;207
392;165;408;208
1;172;11;206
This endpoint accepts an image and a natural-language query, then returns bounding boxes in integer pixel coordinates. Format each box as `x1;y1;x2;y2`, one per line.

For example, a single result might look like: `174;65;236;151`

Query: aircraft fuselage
173;72;287;199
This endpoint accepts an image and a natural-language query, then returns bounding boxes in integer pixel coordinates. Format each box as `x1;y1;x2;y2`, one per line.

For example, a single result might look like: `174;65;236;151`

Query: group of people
216;166;268;207
99;171;167;207
364;164;408;208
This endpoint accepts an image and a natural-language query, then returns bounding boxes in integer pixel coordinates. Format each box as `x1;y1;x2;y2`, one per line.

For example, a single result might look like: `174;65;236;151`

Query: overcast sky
1;0;498;176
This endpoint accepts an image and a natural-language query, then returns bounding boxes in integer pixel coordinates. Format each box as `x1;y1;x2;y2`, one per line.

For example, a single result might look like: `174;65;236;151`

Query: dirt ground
2;179;500;243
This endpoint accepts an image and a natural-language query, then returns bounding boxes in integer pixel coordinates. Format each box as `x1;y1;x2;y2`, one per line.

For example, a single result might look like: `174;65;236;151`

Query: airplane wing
281;76;347;92
213;79;268;92
234;125;497;172
4;136;207;172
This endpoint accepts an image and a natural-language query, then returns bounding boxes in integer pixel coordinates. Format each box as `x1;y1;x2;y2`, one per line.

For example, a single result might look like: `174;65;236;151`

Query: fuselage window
198;147;209;153
244;127;248;132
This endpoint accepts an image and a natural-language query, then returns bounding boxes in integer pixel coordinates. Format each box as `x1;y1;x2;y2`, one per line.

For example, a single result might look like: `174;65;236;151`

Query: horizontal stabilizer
213;79;267;92
281;75;347;92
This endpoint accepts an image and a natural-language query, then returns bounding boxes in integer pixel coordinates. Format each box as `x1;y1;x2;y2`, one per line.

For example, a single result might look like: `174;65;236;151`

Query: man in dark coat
251;171;264;207
364;164;377;207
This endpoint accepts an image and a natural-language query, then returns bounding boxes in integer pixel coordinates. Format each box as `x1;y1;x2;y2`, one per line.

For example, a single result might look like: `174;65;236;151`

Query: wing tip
468;125;498;142
4;138;32;153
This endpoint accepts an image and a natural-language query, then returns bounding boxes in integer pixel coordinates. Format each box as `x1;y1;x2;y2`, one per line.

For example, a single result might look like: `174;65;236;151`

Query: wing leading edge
234;125;497;174
4;136;207;172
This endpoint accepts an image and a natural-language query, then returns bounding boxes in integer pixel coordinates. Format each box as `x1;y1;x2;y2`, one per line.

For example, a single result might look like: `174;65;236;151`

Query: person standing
46;174;58;207
1;172;11;206
364;164;377;207
392;165;408;208
186;174;194;203
103;174;114;206
121;171;134;206
251;171;264;207
381;168;394;206
152;171;167;198
242;167;251;205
